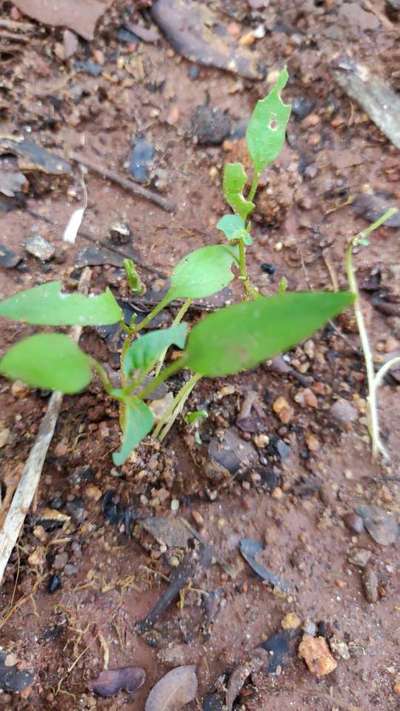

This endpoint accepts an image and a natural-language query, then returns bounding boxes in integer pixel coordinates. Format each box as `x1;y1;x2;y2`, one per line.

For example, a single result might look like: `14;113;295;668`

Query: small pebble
362;568;379;603
25;234;55;261
343;512;364;534
191;105;231;145
330;399;358;427
298;635;337;677
272;396;294;424
53;552;68;570
329;637;350;660
281;612;301;630
347;548;372;568
47;574;62;594
254;433;269;448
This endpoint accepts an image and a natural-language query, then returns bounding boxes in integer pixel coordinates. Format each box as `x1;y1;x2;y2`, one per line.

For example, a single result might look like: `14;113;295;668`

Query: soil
0;0;399;709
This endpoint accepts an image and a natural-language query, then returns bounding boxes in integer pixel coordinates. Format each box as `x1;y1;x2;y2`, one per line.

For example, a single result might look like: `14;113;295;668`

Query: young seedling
0;70;354;466
345;206;399;460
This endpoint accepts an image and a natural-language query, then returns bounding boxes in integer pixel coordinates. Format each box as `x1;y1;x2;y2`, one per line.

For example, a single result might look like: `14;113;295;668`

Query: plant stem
137;357;185;400
154;298;192;376
238;238;253;300
90;358;115;396
238;171;261;301
345;207;398;460
153;373;201;441
135;293;172;333
247;171;260;204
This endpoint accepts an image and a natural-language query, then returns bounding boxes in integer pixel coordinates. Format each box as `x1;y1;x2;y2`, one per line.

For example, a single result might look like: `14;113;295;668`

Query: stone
298;635;337;677
330;398;358;427
347;548;373;568
272;396;294;424
53;552;68;570
362;568;379;603
25;234;55;261
281;613;301;630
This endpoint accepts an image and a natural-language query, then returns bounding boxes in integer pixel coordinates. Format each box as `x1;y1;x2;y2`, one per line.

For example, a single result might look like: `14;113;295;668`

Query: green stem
247;171;260;204
90;358;115;396
135;293;172;333
345;207;398;460
238;171;261;301
137;357;185;400
153;373;201;441
154;298;192;377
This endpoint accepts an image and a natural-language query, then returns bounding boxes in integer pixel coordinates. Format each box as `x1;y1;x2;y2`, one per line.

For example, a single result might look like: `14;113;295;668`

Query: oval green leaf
123;323;188;377
167;245;238;300
0;281;122;326
246;67;291;174
0;333;92;393
223;163;254;220
185;291;354;377
113;396;154;466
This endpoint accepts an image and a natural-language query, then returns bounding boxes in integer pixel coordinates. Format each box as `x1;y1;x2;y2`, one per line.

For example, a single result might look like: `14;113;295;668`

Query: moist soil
0;1;399;709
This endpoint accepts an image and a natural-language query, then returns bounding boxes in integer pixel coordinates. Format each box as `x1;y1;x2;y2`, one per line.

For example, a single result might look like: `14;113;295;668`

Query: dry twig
69;151;175;213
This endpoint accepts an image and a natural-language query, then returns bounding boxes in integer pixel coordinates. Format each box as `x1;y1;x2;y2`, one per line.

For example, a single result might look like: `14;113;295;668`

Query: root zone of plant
1;0;400;709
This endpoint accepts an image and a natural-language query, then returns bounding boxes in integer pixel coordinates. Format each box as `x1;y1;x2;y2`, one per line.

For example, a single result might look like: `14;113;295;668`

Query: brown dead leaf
145;665;198;710
13;0;113;41
89;667;145;698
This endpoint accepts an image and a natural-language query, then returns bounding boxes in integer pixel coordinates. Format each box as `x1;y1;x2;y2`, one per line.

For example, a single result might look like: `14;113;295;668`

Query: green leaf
124;258;145;295
216;214;253;245
184;409;208;426
0;281;122;326
185;291;354;377
246;68;291;174
0;333;92;393
123;323;187;377
167;244;238;300
223;163;254;220
113;396;154;466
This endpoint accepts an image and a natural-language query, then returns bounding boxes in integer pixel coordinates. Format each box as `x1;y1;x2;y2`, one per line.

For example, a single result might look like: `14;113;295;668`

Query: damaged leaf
246;68;291;174
223;163;254;220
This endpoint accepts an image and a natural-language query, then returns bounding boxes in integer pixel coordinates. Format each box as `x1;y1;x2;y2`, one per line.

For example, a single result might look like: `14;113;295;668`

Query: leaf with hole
216;214;252;245
0;333;92;393
0;281;122;326
223;163;254;220
185;291;354;376
167;244;238;300
123;324;187;377
246;67;291;174
113;396;154;466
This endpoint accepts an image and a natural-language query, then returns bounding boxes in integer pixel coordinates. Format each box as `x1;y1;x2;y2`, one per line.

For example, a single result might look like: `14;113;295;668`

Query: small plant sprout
0;70;354;465
345;206;399;460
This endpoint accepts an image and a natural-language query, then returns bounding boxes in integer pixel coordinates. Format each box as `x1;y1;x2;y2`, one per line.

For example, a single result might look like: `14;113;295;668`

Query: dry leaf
145;665;198;711
89;667;145;698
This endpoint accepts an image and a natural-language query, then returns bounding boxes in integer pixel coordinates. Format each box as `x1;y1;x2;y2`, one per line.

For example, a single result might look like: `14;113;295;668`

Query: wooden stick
0;268;91;587
69;151;175;213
